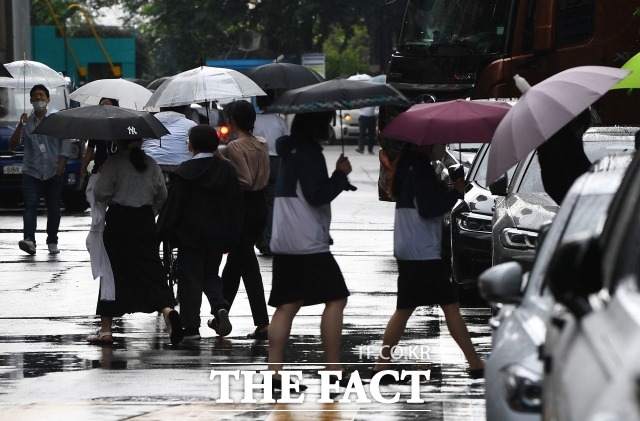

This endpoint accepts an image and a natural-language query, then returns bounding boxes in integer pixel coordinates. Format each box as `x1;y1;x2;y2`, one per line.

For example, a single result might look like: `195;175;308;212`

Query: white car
478;152;633;421
541;150;640;421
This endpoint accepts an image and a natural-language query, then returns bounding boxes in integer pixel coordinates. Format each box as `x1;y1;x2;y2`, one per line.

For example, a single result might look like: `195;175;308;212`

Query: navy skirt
269;252;350;307
396;259;458;308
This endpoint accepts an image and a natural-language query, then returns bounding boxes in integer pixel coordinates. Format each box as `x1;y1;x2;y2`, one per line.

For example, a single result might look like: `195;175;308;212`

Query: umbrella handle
23;54;26;115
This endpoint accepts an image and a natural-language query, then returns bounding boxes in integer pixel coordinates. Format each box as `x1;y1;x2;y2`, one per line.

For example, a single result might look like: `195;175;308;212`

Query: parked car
541;149;640;420
491;126;636;270
478;152;633;421
331;108;361;144
0;84;87;211
449;143;517;290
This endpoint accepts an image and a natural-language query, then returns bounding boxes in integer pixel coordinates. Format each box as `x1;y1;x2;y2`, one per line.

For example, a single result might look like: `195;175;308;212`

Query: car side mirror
489;174;508;196
546;233;602;319
478;262;524;305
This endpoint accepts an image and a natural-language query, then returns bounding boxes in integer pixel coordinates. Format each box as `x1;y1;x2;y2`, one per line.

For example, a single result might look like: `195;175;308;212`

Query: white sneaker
47;243;60;254
18;239;36;255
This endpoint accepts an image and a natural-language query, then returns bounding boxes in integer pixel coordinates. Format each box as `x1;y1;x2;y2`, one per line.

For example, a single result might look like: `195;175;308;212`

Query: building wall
32;26;136;84
2;0;32;62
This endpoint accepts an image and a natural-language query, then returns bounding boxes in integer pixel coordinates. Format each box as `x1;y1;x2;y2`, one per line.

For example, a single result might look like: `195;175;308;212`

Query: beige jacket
227;134;270;191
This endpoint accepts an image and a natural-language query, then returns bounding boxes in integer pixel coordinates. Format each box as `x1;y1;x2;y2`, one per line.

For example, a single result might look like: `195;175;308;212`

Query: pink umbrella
486;66;630;184
380;99;512;145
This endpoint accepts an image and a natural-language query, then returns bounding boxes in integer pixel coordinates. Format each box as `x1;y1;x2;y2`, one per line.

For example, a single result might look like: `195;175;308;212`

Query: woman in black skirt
89;138;183;345
372;143;484;380
267;111;354;389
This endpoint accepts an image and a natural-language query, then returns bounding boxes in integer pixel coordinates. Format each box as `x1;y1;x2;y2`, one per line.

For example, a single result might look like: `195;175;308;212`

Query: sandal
247;325;269;340
87;329;113;344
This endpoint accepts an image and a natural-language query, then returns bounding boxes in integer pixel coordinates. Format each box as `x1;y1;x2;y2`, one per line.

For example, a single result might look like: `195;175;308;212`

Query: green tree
32;0;405;79
324;25;370;79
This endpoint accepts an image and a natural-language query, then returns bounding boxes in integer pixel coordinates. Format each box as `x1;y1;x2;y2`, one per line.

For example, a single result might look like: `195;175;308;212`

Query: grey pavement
0;145;491;420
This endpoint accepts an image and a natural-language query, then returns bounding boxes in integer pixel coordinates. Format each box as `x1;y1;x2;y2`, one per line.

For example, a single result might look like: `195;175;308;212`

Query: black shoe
355;148;364;154
166;310;184;345
207;309;232;337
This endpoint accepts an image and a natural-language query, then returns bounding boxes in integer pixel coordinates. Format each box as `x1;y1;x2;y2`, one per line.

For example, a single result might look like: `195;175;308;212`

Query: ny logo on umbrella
127;126;138;135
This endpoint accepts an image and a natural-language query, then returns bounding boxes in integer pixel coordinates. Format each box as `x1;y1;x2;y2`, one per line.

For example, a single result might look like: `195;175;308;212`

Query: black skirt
97;204;174;317
269;253;350;307
396;259;458;309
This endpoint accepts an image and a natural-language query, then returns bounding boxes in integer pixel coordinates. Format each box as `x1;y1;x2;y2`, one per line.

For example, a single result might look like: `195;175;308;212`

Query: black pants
358;116;377;152
222;189;269;327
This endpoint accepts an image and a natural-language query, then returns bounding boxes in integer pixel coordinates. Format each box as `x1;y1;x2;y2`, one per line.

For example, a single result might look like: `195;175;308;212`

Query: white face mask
33;101;47;112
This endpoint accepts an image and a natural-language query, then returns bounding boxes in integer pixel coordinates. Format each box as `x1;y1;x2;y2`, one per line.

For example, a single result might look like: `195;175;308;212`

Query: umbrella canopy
245;63;324;90
1;60;67;89
144;66;266;109
266;78;410;114
486;66;630;183
32;105;169;141
380;99;512;145
69;79;153;111
611;52;640;90
0;64;12;78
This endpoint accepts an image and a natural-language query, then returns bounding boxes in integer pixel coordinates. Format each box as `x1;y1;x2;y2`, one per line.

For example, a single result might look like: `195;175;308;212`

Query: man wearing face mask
8;84;71;255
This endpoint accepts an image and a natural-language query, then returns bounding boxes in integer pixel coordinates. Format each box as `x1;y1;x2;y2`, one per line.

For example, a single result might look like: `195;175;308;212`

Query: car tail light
219;125;229;137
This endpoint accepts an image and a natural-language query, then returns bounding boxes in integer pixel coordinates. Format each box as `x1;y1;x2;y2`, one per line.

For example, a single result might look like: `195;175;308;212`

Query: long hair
117;139;147;172
225;100;256;133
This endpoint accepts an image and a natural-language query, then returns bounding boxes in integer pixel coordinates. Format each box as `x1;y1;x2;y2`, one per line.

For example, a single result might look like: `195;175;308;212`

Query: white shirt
254;113;290;157
142;111;197;165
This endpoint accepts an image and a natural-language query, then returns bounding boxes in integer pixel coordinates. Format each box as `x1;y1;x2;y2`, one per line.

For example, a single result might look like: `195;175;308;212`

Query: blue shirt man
8;84;70;255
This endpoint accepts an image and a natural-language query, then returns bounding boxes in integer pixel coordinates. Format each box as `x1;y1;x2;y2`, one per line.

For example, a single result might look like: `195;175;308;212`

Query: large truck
380;0;640;136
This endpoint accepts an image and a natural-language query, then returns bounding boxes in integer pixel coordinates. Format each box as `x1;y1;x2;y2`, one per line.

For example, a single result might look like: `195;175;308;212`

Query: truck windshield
399;0;512;54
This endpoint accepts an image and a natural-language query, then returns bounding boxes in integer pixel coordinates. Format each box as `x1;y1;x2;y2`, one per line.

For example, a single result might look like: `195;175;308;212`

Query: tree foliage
31;0;406;79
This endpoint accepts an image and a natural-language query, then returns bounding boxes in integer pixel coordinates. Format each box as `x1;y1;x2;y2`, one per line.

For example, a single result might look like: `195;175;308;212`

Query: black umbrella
245;63;325;90
0;64;12;78
32;105;169;140
266;78;410;114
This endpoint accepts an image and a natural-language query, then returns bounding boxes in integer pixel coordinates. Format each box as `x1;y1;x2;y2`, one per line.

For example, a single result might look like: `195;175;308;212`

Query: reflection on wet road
0;146;492;420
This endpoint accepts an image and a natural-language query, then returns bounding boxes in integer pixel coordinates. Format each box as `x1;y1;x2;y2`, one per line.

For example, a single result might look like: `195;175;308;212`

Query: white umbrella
144;66;266;110
486;66;630;183
0;60;68;89
70;79;153;111
347;73;373;81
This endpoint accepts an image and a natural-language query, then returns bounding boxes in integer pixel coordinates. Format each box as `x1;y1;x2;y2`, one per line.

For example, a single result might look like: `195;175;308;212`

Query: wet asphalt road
0;145;491;420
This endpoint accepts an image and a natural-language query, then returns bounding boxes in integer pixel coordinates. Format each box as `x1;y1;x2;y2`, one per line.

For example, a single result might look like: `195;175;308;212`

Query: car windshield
0;86;69;126
399;0;511;54
518;140;635;193
530;192;617;294
473;144;516;188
